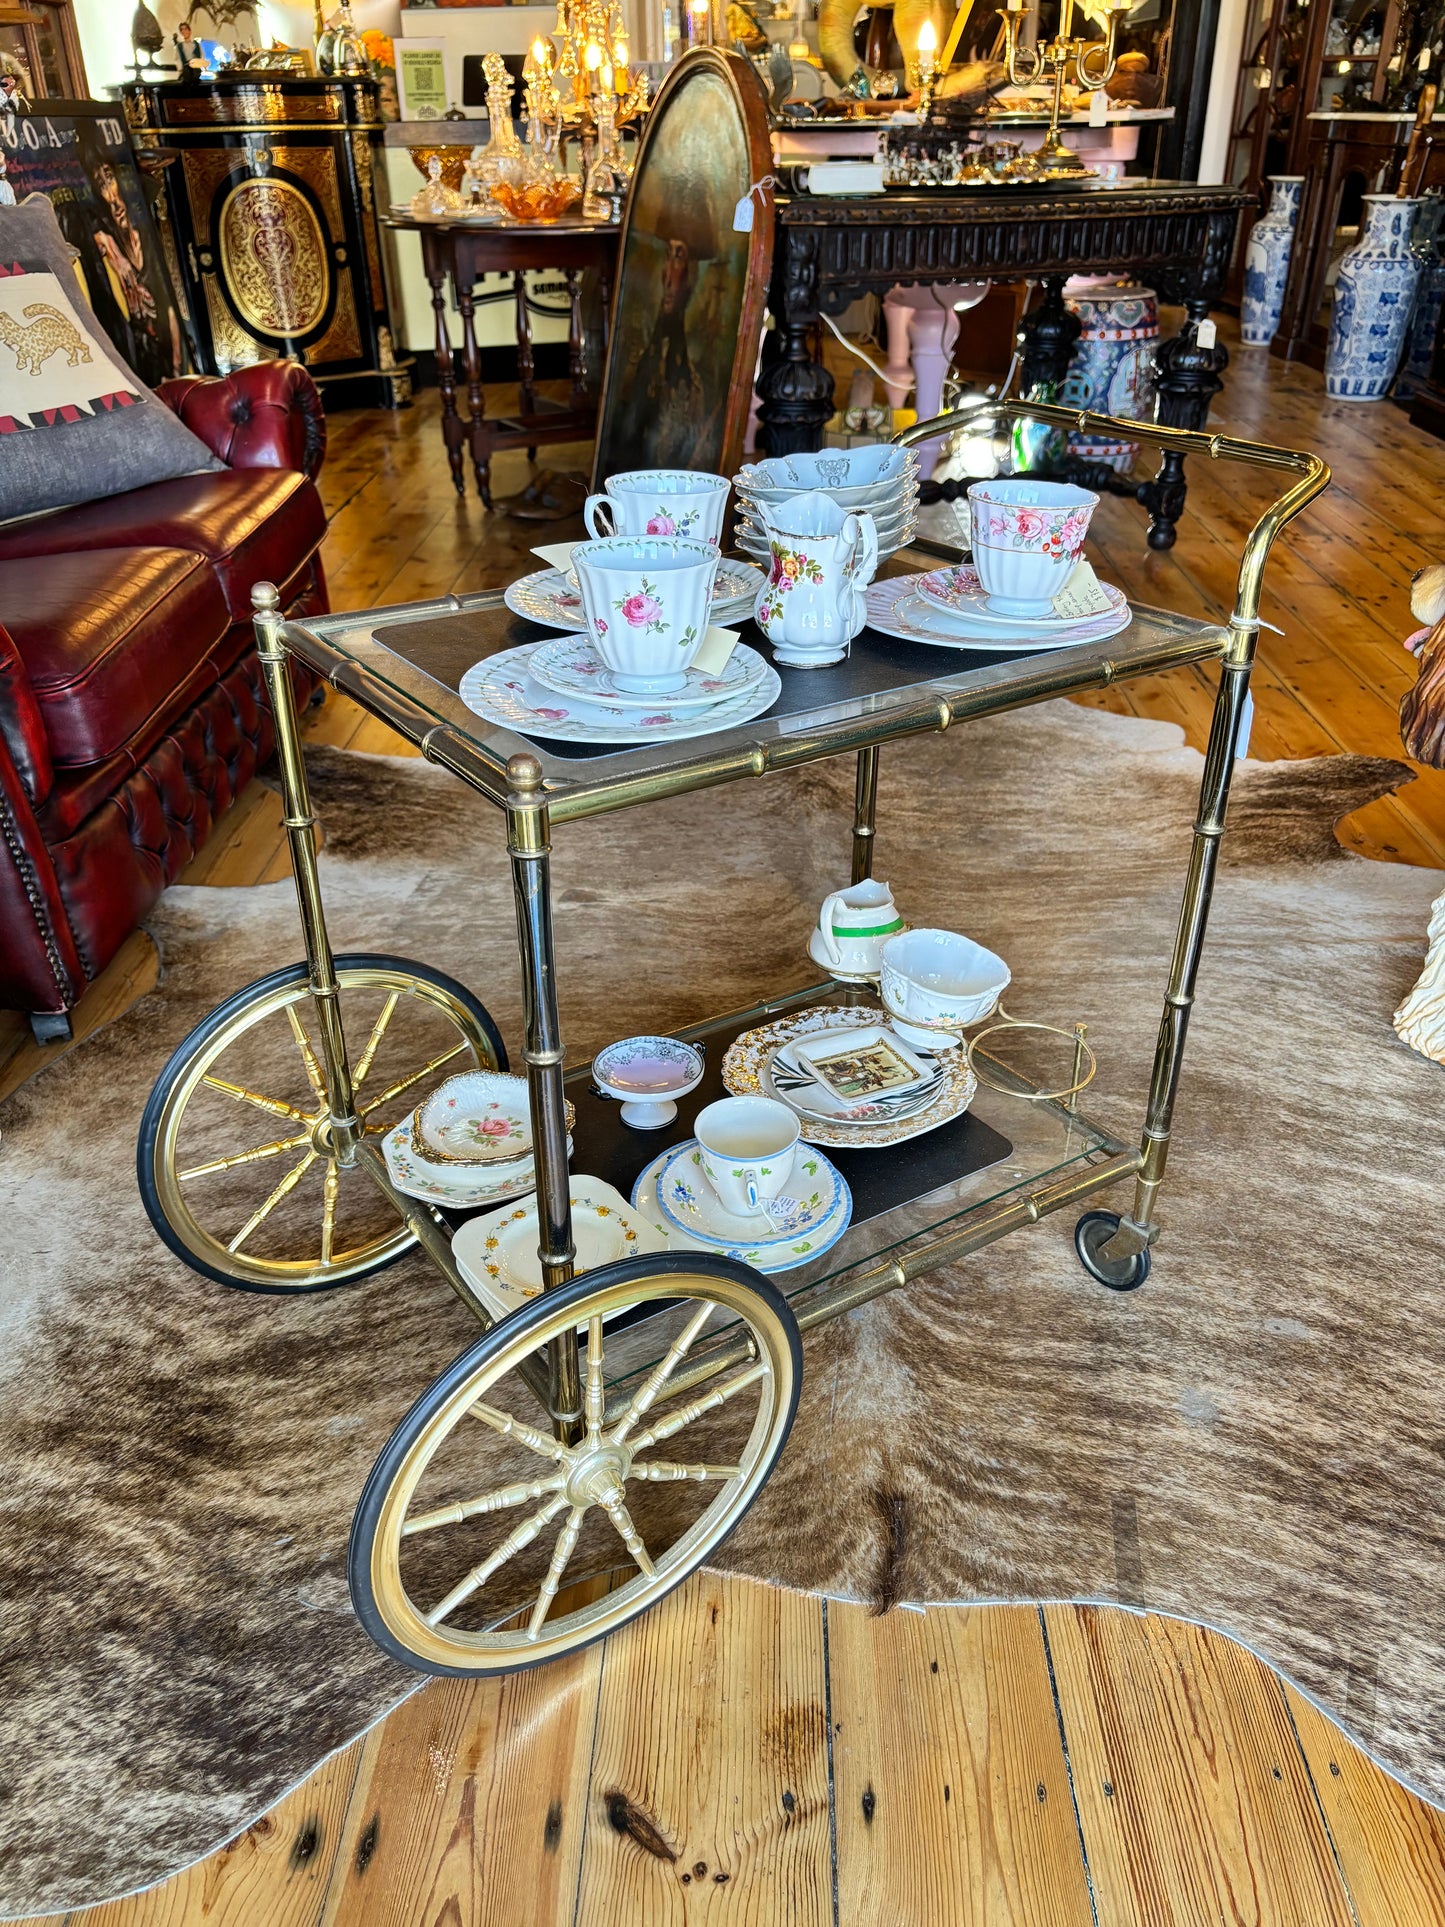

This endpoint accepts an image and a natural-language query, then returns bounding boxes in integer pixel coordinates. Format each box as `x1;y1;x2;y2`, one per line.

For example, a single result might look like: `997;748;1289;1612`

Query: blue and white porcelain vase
1395;190;1445;401
1325;195;1426;401
1240;175;1304;348
1061;278;1160;471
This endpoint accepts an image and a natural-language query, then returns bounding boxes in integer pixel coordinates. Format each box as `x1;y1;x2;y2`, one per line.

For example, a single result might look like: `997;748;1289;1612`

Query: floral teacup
571;535;720;694
967;479;1098;617
583;470;731;547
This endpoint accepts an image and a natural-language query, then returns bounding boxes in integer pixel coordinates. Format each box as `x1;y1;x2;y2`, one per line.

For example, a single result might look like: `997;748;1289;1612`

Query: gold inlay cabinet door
217;176;330;338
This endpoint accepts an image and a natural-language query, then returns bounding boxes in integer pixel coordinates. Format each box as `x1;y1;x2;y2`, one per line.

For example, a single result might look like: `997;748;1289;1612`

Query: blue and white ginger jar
1325;194;1426;401
1240;175;1304;348
1060;279;1160;472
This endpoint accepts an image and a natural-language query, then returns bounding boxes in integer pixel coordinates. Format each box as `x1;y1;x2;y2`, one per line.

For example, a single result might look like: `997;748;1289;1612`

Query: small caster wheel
1074;1210;1152;1292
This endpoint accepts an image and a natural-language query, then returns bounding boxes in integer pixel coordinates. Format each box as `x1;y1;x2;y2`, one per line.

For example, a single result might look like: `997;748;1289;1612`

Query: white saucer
526;635;768;710
864;578;1133;652
460;644;781;747
654;1139;845;1247
916;563;1128;630
630;1147;853;1273
504;568;587;631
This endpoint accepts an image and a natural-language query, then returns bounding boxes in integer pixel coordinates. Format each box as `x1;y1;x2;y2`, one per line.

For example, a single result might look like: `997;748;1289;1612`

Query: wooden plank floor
9;323;1445;1925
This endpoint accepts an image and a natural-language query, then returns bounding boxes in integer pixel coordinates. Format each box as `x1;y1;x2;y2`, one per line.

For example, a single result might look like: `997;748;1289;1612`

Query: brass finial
251;580;282;614
507;752;545;793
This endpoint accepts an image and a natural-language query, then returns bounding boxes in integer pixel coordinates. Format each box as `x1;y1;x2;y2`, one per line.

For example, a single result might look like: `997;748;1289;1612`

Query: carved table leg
428;262;465;498
756;233;834;457
457;283;491;510
1135;299;1228;551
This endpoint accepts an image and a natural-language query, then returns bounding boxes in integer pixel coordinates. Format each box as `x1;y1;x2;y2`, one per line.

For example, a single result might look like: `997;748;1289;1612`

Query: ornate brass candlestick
997;0;1127;178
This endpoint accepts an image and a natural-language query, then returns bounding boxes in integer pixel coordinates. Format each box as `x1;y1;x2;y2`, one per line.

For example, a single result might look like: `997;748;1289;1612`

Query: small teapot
808;878;905;980
751;491;879;667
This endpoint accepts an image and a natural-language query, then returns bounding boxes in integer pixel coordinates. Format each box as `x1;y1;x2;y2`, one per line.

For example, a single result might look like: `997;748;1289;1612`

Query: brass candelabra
997;0;1129;178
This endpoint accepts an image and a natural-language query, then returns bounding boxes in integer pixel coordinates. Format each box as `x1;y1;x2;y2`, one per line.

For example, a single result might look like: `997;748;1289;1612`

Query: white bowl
738;446;917;495
417;1070;535;1165
879;927;1010;1048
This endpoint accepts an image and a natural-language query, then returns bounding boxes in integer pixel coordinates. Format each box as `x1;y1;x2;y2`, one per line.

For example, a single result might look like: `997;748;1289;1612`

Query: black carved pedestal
754;182;1249;547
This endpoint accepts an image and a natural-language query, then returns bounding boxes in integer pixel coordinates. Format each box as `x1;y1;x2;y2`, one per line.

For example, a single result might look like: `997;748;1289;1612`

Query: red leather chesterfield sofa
0;360;329;1042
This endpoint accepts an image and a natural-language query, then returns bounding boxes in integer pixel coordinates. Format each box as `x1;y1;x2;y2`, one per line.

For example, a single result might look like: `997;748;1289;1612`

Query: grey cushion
0;196;222;520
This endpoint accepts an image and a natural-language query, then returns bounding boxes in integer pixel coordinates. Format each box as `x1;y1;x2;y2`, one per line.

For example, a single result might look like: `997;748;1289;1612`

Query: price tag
690;625;741;674
1197;317;1218;349
1420;46;1433;69
532;541;578;571
1088;89;1110;125
1051;559;1113;620
1388;51;1403;71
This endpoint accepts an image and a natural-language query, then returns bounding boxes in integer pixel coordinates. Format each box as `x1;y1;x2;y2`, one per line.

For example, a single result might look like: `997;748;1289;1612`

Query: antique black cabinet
123;74;410;407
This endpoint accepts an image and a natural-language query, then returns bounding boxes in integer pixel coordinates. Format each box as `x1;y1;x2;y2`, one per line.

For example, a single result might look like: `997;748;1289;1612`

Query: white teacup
879;927;1011;1048
968;479;1098;618
571;536;720;694
693;1095;799;1219
583;470;731;548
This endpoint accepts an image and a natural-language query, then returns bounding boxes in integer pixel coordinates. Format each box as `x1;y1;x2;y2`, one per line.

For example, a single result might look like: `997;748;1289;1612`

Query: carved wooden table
757;179;1250;549
387;216;619;508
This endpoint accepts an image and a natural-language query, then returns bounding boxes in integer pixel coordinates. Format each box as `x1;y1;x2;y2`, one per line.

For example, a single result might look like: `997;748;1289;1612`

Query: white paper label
532;541;578;572
733;193;754;231
1420;46;1432;69
1052;559;1113;620
1088;89;1109;125
691;625;740;673
1196;317;1218;349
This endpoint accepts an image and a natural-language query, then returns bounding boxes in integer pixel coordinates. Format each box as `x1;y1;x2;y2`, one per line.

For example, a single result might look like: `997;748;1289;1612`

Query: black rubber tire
136;953;507;1295
1074;1209;1152;1292
348;1253;804;1677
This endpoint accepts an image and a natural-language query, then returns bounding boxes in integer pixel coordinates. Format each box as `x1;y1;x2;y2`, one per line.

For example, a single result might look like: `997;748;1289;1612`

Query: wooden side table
386;216;619;508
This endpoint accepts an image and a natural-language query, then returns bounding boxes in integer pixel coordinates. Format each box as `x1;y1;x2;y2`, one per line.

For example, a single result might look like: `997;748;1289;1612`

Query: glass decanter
469;51;526;192
328;1;368;76
411;155;466;219
583;91;628;221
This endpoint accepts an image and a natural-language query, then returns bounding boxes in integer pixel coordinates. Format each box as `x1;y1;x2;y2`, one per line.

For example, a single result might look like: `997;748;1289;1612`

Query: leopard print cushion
0;197;222;521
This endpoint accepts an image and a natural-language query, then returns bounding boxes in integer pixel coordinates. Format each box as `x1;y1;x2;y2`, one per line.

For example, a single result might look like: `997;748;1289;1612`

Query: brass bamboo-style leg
1101;627;1256;1264
251;583;361;1164
504;753;583;1440
851;745;879;885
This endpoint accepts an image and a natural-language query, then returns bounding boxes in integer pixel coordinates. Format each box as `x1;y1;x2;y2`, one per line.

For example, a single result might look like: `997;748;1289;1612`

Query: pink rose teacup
967;479;1098;618
571;536;720;694
583;470;730;547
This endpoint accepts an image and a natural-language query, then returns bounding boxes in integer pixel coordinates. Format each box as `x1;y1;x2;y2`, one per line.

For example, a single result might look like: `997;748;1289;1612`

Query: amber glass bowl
490;178;583;223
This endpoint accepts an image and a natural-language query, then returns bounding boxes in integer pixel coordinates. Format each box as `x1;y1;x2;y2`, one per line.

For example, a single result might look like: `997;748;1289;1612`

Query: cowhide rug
3;701;1444;1917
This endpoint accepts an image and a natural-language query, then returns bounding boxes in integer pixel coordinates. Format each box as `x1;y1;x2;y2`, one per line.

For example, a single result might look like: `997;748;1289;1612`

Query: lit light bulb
690;2;709;16
614;37;629;65
1336;56;1349;70
585;38;603;67
601;60;613;90
917;18;937;53
530;36;551;68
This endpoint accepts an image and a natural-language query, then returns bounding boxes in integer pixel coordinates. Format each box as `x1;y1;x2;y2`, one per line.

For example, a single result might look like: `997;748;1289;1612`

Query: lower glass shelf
555;983;1140;1395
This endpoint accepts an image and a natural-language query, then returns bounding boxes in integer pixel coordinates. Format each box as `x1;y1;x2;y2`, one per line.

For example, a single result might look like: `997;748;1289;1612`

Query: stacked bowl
732;445;919;565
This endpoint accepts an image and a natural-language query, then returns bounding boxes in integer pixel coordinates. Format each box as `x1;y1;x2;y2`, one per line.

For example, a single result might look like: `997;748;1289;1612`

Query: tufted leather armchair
0;360;330;1040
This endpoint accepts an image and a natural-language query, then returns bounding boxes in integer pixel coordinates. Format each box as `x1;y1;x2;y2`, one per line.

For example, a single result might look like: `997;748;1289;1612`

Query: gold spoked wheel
137;953;506;1294
349;1255;802;1675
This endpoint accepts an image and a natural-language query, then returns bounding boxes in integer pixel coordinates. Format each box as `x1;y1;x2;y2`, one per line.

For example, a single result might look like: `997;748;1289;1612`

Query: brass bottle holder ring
965;1007;1099;1107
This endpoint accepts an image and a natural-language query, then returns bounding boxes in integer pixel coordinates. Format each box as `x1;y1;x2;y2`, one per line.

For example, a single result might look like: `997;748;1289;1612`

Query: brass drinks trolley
137;402;1328;1676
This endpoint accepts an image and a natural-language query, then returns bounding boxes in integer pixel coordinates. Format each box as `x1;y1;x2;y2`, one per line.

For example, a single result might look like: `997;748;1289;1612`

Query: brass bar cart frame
157;398;1326;1672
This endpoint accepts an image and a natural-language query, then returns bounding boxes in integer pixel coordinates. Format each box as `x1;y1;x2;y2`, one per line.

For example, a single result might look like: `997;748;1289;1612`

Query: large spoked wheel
349;1254;802;1676
137;954;506;1294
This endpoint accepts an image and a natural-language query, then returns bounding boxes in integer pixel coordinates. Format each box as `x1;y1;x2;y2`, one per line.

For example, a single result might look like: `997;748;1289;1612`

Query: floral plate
416;1069;533;1163
631;1148;853;1274
863;578;1132;652
527;635;768;711
722;1005;977;1149
459;645;781;747
655;1140;845;1248
916;563;1128;630
452;1179;667;1311
380;1117;575;1208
